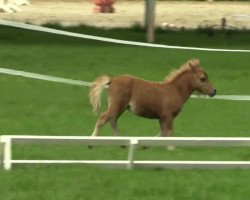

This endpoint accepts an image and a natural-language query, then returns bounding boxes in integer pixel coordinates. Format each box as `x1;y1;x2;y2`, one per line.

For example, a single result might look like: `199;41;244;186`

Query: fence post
2;137;12;170
0;136;3;168
127;138;138;169
145;0;156;43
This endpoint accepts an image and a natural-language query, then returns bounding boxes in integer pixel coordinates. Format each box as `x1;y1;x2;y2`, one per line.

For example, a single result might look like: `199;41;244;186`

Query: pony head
189;59;217;97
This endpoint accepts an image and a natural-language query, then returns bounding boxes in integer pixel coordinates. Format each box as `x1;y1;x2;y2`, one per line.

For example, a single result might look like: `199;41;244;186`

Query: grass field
1;24;250;199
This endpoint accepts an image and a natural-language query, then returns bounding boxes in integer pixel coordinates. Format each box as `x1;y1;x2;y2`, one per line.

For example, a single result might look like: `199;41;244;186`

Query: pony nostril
210;89;217;97
208;89;217;97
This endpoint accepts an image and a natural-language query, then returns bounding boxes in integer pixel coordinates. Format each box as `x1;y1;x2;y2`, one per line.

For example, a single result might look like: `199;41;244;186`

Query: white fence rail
1;135;250;170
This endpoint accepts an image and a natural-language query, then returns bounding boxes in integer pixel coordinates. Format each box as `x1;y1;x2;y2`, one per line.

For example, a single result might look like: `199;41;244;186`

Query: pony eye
200;77;206;82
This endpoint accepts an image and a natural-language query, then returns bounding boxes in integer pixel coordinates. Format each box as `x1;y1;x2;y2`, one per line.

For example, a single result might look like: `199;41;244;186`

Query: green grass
2;166;250;200
0;25;250;200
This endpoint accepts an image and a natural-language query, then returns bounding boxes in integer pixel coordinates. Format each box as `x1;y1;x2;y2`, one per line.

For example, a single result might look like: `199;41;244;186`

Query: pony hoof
168;145;175;151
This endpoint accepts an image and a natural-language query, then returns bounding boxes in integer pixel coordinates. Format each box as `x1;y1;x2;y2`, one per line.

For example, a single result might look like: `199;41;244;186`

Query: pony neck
165;71;195;103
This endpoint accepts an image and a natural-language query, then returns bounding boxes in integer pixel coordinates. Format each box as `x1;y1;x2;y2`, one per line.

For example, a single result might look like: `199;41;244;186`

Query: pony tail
89;75;111;113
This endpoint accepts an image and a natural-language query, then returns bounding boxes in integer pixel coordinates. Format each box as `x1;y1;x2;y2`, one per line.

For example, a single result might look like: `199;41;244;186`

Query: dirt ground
1;0;250;29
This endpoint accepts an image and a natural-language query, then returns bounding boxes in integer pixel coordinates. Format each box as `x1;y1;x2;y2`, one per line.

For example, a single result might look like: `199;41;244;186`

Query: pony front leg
159;117;173;136
159;117;175;150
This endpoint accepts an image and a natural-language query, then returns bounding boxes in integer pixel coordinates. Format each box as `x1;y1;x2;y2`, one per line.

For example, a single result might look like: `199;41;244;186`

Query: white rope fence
0;67;92;87
2;135;250;170
0;20;249;101
1;67;250;101
1;20;250;53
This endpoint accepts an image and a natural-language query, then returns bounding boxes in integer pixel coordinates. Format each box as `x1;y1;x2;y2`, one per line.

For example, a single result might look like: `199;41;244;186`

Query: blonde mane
164;61;191;84
164;59;200;83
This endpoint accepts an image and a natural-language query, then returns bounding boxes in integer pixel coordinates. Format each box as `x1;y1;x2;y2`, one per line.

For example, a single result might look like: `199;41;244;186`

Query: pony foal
89;59;216;137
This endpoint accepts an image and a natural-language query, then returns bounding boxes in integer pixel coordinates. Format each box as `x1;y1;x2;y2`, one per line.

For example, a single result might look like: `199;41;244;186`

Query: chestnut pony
89;59;216;138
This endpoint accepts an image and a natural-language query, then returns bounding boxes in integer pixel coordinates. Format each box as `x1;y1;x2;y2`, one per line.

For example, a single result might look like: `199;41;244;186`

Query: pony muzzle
209;89;217;97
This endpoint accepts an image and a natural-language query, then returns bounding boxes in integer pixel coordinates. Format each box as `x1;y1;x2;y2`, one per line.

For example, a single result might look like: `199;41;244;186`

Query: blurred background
1;0;250;31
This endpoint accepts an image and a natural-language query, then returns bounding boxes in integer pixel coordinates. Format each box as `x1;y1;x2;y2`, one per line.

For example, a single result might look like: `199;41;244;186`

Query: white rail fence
1;135;250;170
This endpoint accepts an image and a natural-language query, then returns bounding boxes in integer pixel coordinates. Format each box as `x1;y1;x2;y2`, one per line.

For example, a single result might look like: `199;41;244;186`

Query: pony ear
189;59;200;72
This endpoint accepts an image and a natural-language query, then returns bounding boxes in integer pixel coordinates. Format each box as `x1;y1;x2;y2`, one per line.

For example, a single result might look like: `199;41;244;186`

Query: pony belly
127;103;159;119
136;109;160;119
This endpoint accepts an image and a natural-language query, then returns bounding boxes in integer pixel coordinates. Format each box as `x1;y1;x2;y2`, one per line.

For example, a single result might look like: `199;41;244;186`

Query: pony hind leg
91;113;122;137
108;106;126;137
91;103;126;137
91;84;129;137
91;111;109;137
110;118;121;136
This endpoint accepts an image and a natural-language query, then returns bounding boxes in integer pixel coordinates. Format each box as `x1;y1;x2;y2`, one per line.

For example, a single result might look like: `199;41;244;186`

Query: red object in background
93;0;115;13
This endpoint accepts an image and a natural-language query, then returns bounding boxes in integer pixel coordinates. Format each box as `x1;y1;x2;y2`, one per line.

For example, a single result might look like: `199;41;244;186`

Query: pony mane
164;61;191;84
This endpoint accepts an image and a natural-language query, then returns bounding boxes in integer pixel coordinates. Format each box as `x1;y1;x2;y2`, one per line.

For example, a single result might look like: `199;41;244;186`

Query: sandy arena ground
1;0;250;29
